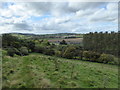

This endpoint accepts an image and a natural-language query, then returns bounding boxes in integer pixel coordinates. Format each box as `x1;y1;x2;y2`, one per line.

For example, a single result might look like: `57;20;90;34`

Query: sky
0;2;118;34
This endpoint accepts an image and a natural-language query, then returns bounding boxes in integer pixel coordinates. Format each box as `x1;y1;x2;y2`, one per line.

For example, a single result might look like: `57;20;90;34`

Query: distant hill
2;33;83;39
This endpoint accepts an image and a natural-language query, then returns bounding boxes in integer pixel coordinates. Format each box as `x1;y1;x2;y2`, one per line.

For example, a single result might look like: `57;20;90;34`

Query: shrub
19;47;29;56
26;41;35;52
83;51;92;60
34;45;45;53
43;48;55;56
7;48;15;57
89;52;100;62
60;40;67;45
14;48;21;56
112;58;119;65
41;40;50;46
83;51;100;62
98;54;114;64
55;51;62;57
63;46;76;59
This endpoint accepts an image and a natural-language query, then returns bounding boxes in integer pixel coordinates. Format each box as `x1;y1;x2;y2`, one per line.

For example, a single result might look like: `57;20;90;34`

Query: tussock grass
2;53;118;88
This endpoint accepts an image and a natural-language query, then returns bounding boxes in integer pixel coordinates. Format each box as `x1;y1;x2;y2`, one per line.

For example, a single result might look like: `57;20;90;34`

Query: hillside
5;33;83;40
2;53;118;88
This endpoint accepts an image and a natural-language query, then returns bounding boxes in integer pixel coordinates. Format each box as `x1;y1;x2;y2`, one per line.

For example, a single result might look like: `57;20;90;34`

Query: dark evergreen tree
83;31;119;57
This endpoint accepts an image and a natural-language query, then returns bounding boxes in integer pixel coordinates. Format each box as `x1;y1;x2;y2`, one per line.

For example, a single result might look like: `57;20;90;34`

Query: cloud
68;2;107;10
89;3;118;22
13;23;32;31
76;9;97;17
18;2;107;17
0;2;118;34
22;2;52;15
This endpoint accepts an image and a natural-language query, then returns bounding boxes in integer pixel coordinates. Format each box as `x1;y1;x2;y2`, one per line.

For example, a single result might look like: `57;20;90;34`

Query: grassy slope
2;53;118;88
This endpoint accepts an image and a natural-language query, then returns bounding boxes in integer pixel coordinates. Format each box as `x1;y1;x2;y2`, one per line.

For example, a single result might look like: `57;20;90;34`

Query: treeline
2;34;35;56
2;33;119;65
83;31;120;57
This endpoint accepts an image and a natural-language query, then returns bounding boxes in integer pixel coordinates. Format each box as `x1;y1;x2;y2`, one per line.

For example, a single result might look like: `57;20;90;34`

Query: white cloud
68;2;107;10
76;9;97;17
0;2;118;34
13;23;33;31
89;3;118;22
106;3;118;10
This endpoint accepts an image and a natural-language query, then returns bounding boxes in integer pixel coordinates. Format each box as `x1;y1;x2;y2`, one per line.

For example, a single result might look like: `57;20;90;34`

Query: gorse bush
63;46;77;59
41;40;50;46
43;48;55;56
98;54;114;64
83;51;91;60
82;51;118;64
14;48;22;56
34;45;45;53
83;51;100;61
55;51;62;57
19;47;29;56
7;48;15;57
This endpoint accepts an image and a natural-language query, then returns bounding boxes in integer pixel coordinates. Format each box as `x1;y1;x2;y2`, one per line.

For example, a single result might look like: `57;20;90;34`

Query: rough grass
2;53;118;88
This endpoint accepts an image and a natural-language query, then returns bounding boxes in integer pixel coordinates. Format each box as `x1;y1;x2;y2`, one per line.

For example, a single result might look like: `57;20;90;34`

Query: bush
89;52;100;62
98;54;114;64
7;48;15;57
34;45;45;53
14;48;21;56
83;51;100;62
83;51;92;60
112;58;119;65
55;51;62;57
19;47;29;56
63;46;77;59
60;40;67;45
41;40;50;46
26;41;35;52
43;48;55;56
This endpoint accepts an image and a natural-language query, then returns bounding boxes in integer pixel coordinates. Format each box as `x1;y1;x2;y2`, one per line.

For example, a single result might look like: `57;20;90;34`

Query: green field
2;53;118;88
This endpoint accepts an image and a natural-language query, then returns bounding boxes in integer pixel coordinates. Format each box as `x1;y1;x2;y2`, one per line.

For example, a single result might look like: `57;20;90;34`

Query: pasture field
48;38;83;44
2;53;118;88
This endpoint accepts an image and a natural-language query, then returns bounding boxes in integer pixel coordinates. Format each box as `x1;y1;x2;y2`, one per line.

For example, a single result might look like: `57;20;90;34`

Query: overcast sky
0;2;118;34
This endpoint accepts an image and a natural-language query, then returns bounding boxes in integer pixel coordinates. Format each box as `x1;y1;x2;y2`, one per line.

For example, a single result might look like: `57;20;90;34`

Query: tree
2;34;21;48
63;46;76;59
83;51;91;60
7;48;15;57
43;48;55;56
98;54;114;64
26;41;35;52
41;40;50;46
60;40;67;45
34;45;45;53
55;51;62;57
19;47;29;56
83;31;119;57
83;51;101;61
